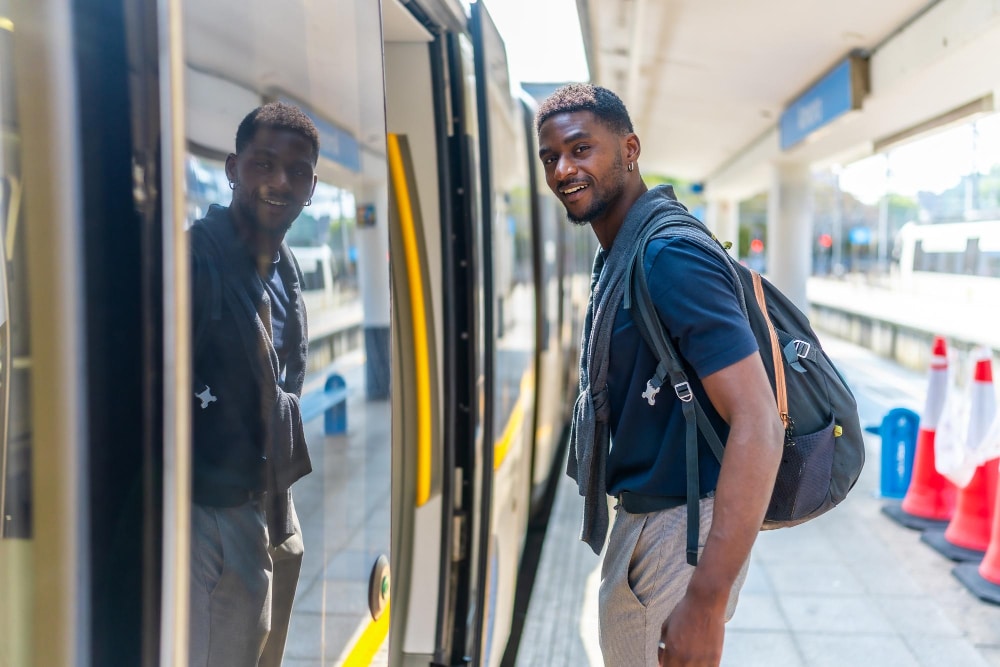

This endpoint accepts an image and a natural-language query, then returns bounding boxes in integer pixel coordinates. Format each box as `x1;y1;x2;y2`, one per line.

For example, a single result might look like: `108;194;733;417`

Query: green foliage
642;173;706;210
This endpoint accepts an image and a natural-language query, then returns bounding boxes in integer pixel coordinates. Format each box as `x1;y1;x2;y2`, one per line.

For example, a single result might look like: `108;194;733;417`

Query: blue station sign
779;55;869;151
279;96;362;173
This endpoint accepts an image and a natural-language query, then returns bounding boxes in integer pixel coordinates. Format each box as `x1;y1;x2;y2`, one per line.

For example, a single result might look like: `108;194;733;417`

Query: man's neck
229;207;283;264
592;180;648;250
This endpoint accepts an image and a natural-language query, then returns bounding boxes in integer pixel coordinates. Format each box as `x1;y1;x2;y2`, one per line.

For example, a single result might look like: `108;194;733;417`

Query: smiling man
189;101;318;667
536;84;783;667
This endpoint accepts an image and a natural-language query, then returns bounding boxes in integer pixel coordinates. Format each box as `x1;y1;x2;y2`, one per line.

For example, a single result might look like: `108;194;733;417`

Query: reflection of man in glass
189;101;317;667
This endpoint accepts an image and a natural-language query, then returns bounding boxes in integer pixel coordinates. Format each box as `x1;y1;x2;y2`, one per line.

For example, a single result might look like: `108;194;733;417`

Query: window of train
181;1;391;664
982;247;1000;277
478;13;536;471
0;9;32;665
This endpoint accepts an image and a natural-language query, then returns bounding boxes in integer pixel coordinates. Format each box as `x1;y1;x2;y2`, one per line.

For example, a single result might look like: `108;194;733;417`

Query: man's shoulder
190;204;228;232
190;205;236;254
642;232;731;278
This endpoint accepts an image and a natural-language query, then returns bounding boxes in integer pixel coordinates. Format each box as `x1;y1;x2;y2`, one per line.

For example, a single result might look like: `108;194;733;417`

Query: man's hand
657;592;725;666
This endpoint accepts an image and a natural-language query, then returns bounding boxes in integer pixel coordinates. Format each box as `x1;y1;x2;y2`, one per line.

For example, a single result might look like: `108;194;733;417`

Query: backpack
623;211;865;566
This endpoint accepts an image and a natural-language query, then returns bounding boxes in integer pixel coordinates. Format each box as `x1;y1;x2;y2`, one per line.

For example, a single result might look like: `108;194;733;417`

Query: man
189;101;317;667
535;84;784;666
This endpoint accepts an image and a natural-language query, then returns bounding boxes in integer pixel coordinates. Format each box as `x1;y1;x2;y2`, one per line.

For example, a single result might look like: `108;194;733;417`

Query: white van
290;245;336;315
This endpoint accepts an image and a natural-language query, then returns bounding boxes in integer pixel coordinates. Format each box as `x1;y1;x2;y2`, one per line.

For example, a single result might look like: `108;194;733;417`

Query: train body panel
895;220;1000;303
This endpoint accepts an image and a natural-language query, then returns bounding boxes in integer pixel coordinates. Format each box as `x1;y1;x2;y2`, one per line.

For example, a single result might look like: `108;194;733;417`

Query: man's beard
564;154;626;225
566;209;592;226
236;196;295;240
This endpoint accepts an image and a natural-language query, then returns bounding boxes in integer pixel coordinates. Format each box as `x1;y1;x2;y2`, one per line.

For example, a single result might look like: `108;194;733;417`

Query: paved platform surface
283;350;391;667
514;335;1000;667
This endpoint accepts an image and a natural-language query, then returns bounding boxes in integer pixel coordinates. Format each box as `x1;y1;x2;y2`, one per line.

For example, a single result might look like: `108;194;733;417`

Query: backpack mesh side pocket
765;417;837;525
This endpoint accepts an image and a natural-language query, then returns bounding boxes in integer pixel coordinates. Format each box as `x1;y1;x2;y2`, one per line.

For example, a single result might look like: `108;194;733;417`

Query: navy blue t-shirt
605;235;758;498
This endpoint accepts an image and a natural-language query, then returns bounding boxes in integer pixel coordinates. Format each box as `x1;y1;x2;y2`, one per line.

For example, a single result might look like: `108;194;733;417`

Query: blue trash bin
872;407;921;499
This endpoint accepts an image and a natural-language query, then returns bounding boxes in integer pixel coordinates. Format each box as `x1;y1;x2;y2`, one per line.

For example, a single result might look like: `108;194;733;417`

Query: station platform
512;335;1000;667
283;349;391;667
805;276;999;349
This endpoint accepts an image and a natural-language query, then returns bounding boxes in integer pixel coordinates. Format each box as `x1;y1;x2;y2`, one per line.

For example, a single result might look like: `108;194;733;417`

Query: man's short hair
535;84;634;136
235;101;321;165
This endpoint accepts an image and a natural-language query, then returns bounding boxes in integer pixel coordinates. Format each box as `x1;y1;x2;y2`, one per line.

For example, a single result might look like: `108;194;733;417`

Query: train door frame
13;2;92;664
72;0;187;663
10;0;190;664
468;3;497;662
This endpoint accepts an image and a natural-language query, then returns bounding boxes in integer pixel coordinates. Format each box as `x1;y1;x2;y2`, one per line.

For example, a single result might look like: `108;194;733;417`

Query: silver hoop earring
304;199;312;207
627;162;635;172
229;181;236;190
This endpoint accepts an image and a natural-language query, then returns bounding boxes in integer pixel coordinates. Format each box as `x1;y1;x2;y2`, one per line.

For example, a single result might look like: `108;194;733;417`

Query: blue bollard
873;407;921;499
324;373;348;436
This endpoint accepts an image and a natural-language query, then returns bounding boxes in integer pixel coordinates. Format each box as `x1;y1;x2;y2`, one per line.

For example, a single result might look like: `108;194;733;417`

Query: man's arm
658;351;784;666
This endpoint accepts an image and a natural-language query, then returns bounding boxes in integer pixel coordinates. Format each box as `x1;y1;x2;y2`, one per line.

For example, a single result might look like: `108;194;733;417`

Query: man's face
537;110;628;225
225;126;318;241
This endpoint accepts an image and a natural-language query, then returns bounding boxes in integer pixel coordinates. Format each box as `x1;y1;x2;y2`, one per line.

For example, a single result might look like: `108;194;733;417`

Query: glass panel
181;1;390;664
0;8;34;666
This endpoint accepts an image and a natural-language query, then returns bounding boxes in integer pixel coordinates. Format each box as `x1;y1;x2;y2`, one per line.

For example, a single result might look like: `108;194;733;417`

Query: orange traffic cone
883;336;957;529
954;458;1000;605
922;354;997;561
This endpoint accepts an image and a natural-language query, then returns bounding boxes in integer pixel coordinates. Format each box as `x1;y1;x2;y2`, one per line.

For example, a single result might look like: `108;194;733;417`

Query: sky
838;114;1000;205
479;0;589;84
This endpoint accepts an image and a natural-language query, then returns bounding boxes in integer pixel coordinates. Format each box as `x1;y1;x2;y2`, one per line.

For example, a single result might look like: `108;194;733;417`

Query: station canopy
574;0;999;199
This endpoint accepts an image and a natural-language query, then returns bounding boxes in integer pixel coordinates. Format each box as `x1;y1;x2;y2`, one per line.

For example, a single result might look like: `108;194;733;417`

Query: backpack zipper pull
783;414;795;446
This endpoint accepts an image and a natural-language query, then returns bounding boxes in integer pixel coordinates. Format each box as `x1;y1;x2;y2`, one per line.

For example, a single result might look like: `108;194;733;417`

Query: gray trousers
189;500;304;667
259;502;304;667
190;501;272;667
598;498;749;667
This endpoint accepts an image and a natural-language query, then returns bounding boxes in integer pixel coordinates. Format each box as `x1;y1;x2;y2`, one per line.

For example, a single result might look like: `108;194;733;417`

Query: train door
385;0;525;661
383;1;481;664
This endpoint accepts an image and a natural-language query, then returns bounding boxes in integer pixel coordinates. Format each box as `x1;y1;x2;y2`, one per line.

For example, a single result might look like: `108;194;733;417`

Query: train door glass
180;0;391;664
0;8;32;665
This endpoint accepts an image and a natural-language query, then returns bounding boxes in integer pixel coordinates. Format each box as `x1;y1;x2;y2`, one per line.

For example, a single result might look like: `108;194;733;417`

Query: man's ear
224;153;238;182
625;133;641;163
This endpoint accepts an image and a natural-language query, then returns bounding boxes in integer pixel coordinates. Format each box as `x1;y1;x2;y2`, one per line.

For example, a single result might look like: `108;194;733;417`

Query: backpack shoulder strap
626;212;732;454
625;213;733;565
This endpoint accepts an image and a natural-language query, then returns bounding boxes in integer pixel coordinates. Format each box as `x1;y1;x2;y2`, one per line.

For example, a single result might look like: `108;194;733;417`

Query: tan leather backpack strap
751;270;789;429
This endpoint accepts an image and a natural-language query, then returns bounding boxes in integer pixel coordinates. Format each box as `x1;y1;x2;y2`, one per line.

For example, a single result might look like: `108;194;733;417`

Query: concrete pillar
703;199;720;233
724;199;741;258
766;162;812;311
357;177;391;400
705;199;740;256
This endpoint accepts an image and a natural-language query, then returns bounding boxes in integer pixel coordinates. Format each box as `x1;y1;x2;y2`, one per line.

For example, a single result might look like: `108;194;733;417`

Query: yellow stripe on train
493;369;534;470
